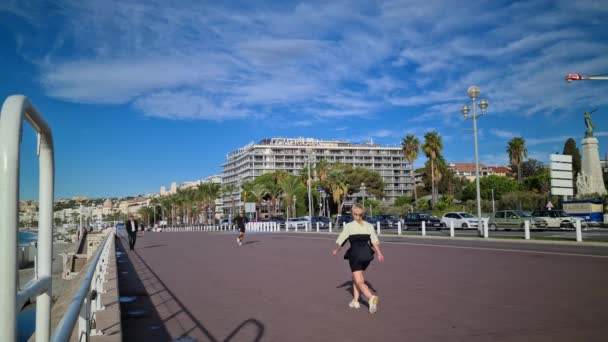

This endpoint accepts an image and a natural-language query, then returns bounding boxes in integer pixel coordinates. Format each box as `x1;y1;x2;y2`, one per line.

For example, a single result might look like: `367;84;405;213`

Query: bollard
377;222;380;235
576;220;582;242
524;220;530;240
483;220;488;238
421;221;426;236
450;221;454;237
317;222;320;233
397;221;401;235
329;222;332;233
343;222;346;230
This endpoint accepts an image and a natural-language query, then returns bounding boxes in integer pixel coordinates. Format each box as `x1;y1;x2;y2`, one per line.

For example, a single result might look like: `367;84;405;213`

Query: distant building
448;162;510;181
221;137;411;214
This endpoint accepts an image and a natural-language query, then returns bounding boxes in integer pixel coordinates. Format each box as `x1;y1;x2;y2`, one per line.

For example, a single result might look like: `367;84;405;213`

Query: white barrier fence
157;219;587;242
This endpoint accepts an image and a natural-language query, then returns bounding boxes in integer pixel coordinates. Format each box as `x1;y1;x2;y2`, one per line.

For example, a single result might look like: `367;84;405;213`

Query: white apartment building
221;138;411;211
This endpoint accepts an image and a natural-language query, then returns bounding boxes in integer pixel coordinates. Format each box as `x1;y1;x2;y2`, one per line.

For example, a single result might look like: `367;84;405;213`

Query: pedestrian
126;215;139;250
332;203;384;314
234;211;249;246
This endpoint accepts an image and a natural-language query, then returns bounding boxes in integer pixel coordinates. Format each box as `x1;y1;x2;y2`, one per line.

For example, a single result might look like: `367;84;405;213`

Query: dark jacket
126;220;138;234
234;215;249;229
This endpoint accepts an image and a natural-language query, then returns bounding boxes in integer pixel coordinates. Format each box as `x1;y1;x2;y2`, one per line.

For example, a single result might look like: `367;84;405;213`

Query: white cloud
491;129;518;139
5;0;607;125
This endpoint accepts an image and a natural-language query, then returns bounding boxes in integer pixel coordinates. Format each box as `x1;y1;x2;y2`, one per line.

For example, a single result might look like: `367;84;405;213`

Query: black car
311;216;331;229
336;215;353;226
260;216;286;223
403;212;444;230
375;214;401;226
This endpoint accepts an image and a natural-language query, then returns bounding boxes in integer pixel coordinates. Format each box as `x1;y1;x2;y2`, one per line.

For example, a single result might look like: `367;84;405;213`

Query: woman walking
333;203;384;313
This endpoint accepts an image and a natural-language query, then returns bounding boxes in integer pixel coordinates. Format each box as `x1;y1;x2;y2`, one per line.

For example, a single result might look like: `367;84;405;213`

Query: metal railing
52;231;114;342
1;95;55;341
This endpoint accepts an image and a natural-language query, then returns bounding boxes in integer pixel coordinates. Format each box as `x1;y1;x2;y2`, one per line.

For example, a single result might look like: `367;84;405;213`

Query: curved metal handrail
52;233;112;341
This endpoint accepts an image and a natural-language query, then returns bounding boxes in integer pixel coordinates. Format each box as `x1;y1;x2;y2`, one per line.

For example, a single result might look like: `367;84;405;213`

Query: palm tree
160;196;173;225
249;183;267;220
315;159;331;183
507;137;528;183
206;183;222;224
149;197;161;226
222;183;238;219
327;169;348;216
196;182;210;224
401;134;420;207
181;188;197;225
422;131;443;204
279;175;301;219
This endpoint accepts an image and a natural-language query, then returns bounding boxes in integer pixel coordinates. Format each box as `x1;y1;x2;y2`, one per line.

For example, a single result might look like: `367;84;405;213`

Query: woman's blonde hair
351;203;366;214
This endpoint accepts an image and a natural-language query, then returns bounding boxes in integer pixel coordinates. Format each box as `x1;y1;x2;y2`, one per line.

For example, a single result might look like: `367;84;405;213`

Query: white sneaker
238;241;242;246
349;300;360;309
369;295;379;314
236;237;240;244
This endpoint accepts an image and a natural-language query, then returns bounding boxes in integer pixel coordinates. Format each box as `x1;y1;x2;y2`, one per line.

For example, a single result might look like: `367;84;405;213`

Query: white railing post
576;220;582;242
484;220;489;238
317;222;320;232
329;222;332;233
421;221;426;236
450;221;455;237
376;222;380;235
1;96;55;342
524;220;530;240
397;221;402;235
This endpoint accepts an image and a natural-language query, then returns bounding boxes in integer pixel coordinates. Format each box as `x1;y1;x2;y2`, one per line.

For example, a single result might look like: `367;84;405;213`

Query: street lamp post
292;195;297;219
321;192;327;217
461;85;489;237
307;151;314;228
360;183;366;212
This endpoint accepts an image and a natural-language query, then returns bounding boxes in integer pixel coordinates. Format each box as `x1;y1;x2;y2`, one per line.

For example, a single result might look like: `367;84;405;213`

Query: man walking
234;211;249;246
126;215;139;250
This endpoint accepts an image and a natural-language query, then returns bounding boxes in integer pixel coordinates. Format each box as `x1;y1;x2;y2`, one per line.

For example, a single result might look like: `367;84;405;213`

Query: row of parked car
221;209;585;231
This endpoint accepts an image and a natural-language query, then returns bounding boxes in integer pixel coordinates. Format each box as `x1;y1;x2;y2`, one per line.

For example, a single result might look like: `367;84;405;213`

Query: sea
18;231;38;245
17;231;38;341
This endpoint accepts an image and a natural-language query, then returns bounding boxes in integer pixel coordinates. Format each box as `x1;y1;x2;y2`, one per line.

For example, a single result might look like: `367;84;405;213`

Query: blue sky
1;0;607;200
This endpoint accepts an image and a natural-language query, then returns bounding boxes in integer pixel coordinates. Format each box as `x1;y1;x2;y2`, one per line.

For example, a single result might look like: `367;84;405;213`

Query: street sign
551;179;573;187
546;201;553;209
551;187;574;196
245;202;256;213
550;170;573;179
550;154;573;197
550;154;573;163
551;163;572;171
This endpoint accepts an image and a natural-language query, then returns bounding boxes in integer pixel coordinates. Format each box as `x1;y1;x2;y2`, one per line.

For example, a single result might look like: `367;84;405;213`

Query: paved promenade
116;231;608;342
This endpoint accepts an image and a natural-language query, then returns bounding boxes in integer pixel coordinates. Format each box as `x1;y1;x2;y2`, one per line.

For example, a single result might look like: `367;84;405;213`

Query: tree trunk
431;158;436;204
411;163;418;208
517;163;522;183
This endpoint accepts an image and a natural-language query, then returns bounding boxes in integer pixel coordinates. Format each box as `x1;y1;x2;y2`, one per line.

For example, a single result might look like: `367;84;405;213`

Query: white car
287;217;309;229
441;212;486;229
531;210;587;229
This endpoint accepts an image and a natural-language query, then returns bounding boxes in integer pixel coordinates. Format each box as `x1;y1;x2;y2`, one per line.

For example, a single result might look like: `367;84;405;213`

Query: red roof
489;166;511;174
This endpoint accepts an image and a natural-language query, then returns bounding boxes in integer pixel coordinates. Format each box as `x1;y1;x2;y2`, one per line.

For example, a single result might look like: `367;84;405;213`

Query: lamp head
478;99;489;113
467;85;480;100
461;104;470;119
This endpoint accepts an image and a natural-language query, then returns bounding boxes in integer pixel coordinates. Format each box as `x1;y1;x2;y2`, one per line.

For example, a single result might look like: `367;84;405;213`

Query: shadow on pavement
117;237;265;341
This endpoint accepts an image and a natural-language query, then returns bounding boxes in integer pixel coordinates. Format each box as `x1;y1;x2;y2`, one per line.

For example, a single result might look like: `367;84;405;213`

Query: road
116;231;608;342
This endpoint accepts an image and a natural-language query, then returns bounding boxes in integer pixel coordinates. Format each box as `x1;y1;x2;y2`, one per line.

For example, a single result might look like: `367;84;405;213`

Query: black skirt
349;259;371;272
343;234;374;272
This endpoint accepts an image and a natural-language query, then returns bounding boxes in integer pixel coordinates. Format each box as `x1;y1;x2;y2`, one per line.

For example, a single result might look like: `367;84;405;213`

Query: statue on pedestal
576;108;606;197
584;108;598;138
